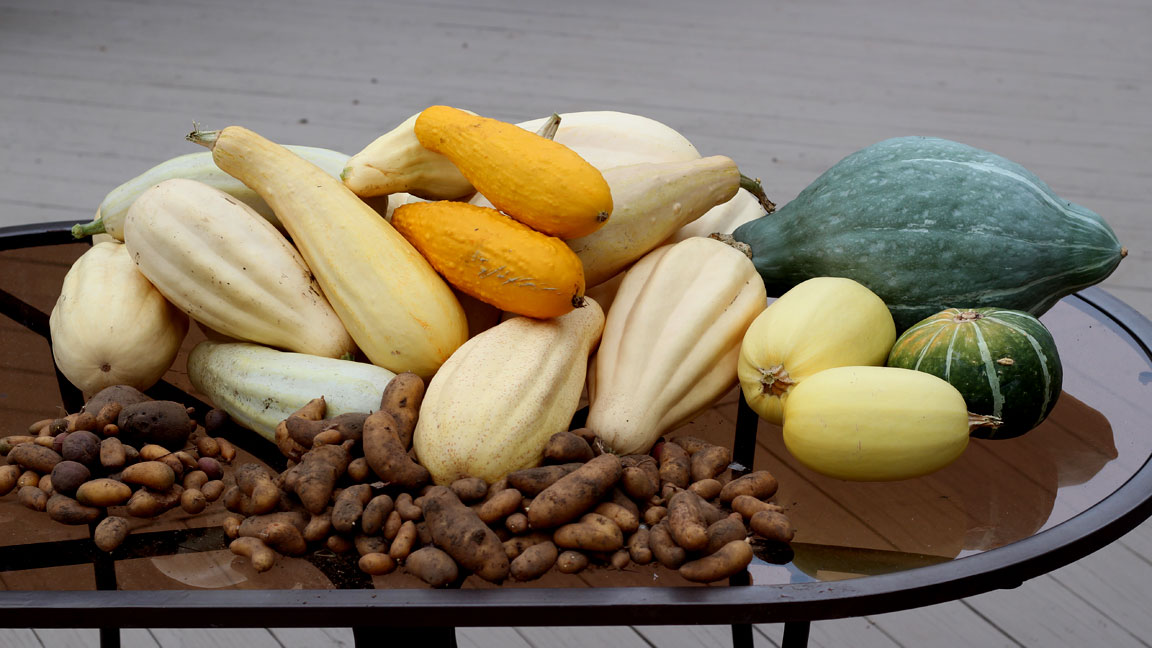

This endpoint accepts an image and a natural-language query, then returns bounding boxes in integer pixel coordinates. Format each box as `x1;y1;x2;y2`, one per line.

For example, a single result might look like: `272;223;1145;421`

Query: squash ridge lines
971;321;1005;418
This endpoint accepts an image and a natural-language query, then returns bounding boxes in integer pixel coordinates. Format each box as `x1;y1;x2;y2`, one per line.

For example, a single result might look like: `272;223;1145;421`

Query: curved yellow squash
782;366;971;481
737;277;896;425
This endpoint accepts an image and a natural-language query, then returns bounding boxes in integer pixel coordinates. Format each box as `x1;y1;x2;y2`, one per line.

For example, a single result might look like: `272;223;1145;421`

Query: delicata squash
188;126;468;378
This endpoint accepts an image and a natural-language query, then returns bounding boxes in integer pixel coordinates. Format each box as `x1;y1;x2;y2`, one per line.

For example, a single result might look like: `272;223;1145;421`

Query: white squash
586;237;767;455
413;299;605;485
50;241;188;394
123;178;355;358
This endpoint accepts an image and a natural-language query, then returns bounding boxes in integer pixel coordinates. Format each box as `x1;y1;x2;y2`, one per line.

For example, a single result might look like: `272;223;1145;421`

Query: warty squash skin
586;237;768;455
189;126;469;379
123;178;356;359
413;298;605;485
565;156;741;288
782;366;974;481
391;201;586;319
187;340;397;443
414;105;613;240
738;277;896;425
50;241;189;394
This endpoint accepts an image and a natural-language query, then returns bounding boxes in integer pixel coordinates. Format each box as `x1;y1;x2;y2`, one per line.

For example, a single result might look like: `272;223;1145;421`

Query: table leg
353;625;457;648
781;621;810;648
731;623;753;648
99;627;121;648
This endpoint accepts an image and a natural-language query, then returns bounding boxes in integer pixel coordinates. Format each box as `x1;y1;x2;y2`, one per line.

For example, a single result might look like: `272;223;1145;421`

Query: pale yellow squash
413;298;605;485
782;366;972;481
586;237;767;455
737;277;896;425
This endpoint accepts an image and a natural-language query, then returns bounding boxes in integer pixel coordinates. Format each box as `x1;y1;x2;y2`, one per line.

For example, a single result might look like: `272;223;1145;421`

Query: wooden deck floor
2;0;1151;646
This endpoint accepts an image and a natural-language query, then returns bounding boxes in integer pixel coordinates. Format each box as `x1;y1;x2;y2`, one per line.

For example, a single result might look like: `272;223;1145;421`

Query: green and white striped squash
886;308;1062;439
732;136;1126;332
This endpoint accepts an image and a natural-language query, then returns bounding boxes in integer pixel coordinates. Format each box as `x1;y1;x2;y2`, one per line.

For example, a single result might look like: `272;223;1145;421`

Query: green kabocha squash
732;136;1126;331
886;308;1062;439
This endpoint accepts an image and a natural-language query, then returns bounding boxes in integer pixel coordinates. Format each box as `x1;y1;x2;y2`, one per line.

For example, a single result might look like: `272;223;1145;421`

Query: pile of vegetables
10;103;1128;585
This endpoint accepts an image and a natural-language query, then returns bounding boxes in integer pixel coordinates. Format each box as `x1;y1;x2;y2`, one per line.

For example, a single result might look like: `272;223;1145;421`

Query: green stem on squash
740;174;776;214
535;113;561;140
186;127;220;149
71;217;107;239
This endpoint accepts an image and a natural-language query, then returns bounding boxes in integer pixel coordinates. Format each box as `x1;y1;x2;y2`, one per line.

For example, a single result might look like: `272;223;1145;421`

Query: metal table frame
2;221;1151;648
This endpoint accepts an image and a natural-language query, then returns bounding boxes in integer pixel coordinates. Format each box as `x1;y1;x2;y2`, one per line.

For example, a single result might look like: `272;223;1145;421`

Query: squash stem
71;217;107;239
759;364;795;397
186;128;220;149
739;174;776;214
968;413;1003;434
535;113;562;140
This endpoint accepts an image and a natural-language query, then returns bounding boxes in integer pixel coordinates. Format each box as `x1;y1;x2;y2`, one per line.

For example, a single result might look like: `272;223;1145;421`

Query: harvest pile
3;104;1128;585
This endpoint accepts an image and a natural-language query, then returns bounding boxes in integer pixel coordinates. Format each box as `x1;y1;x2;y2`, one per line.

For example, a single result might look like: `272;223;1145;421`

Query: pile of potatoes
223;372;796;586
0;385;237;551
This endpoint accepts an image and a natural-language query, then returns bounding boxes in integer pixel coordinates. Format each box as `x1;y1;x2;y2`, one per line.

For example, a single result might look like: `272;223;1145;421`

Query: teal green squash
732;136;1125;332
886;308;1062;439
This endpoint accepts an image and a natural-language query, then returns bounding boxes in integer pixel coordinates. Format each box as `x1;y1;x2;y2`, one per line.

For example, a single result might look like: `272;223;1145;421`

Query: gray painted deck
2;0;1150;646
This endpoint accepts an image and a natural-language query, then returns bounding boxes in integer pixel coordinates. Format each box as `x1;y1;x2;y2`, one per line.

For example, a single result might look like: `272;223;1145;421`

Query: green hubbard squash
732;136;1126;332
887;308;1062;439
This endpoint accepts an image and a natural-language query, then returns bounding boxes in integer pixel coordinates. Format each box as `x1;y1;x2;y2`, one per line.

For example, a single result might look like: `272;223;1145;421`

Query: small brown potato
553;512;625;552
483;477;509;500
39;436;60;449
354;533;388;556
394;492;423;521
678;540;754;583
121;461;176;491
628;527;653;565
415;521;433;545
94;516;130;552
450;477;489;503
216;438;237;463
511;540;559;582
238;512;308;538
197;456;224;481
505;463;583;497
182;469;209;492
174;451;199;471
405;547;458;588
542;431;595;464
0;464;20;496
47;418;69;437
0;436;37;455
83;385;151;419
749;510;796;544
102;424;119;437
204;408;230;434
688;478;723;501
505;512;529;535
64;412;97;434
28;418;54;435
8;443;63;474
49;461;90;495
117;400;195;450
230;536;277;573
303;512;332;543
293;442;352;515
332;483;374;533
731;494;783;519
667;491;709;551
37;473;53;495
235;463;283;516
310;428;344;447
76;478;132;507
421;485;509;583
17;469;41;489
195;435;220;458
259;521;307;555
326;534;355;553
47;494;103;525
126;486;184;518
223;514;244;539
180;488;208;514
346;457;372;483
201;479;225;502
502;531;553;561
358;552;397;576
99;437;127;471
610;549;631;570
122;444;140;465
555;550;589;574
669;435;711;455
657;441;691;489
94;403;122;431
138;443;169;461
688;491;726;526
379;372;425;449
388;520;418;561
649;522;686;569
362;409;429;488
473;488;522;524
706;516;749;555
719;471;779;503
594;501;640;535
382;510;403;540
155;453;186;479
527;454;623;529
361;494;394;535
19;485;48;510
643;506;668;526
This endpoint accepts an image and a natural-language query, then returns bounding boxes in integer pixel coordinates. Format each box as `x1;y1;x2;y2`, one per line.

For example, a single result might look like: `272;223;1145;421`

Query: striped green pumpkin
886;308;1062;439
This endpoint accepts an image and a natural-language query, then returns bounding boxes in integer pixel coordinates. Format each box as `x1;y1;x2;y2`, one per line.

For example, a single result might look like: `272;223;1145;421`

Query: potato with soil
47;494;103;525
527;453;622;528
94;516;130;552
750;510;796;543
405;547;458;587
120;461;176;491
678;540;754;583
542;431;595;464
719;470;779;503
49;461;90;495
61;430;102;467
8;444;63;474
379;372;425;449
506;463;583;497
362;408;429;489
293;442;352;514
117;400;195;450
553;512;625;552
420;485;509;583
510;540;559;582
76;478;133;507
